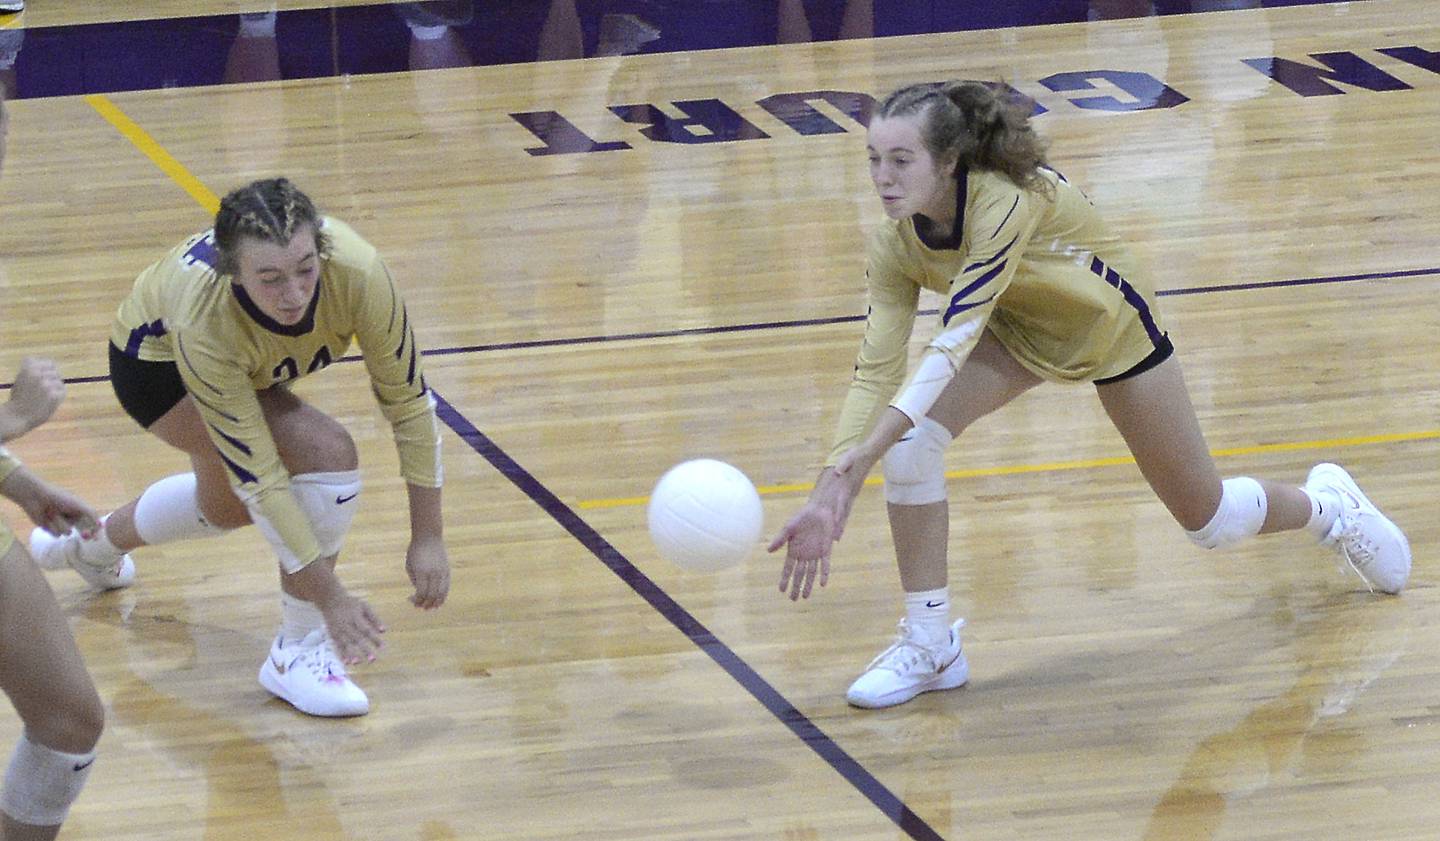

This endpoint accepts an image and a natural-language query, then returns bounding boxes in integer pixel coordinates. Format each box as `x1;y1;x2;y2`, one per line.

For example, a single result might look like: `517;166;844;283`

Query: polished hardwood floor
0;1;1435;839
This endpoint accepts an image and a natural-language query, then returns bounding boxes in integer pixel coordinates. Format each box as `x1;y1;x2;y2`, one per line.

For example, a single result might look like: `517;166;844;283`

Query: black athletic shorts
108;342;188;428
1092;333;1175;386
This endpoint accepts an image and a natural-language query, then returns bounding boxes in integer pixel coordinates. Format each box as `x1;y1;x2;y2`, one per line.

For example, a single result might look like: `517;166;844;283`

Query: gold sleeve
825;230;921;465
351;256;443;488
173;329;323;568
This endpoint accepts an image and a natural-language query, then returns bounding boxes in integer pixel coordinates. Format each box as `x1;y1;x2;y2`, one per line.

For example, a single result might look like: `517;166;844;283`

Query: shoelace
1335;521;1378;594
867;623;951;675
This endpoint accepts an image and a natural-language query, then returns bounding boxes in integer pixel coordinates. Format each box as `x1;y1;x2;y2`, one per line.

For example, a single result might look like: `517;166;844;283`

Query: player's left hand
405;536;450;610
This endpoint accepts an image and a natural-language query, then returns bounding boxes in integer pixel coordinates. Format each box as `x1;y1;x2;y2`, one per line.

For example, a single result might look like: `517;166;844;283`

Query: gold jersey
829;166;1167;463
110;217;442;567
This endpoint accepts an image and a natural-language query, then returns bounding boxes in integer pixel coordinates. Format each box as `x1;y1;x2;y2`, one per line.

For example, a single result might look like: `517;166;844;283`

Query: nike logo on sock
336;493;358;505
73;757;96;772
925;600;945;608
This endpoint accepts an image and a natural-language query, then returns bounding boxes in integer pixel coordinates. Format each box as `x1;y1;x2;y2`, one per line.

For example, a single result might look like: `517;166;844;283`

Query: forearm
849;407;915;475
406;482;443;543
0;461;34;505
0;405;33;443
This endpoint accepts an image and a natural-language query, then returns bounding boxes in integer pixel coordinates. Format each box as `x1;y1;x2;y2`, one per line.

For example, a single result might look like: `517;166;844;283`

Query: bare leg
1095;355;1311;533
104;388;358;550
0;539;103;841
891;331;1044;590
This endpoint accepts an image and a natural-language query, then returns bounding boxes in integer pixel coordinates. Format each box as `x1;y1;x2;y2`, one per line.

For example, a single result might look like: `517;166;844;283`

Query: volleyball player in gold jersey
768;81;1411;709
33;178;448;717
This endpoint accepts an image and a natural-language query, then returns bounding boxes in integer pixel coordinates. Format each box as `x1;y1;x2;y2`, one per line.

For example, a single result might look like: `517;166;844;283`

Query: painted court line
432;391;948;841
579;429;1440;510
85;94;221;214
82;95;948;838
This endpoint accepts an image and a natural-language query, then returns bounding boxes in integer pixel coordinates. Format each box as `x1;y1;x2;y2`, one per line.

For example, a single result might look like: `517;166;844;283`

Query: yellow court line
84;94;219;213
578;428;1440;510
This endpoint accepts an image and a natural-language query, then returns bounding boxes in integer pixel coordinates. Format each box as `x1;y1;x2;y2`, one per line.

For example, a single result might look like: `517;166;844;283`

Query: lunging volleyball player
768;80;1411;709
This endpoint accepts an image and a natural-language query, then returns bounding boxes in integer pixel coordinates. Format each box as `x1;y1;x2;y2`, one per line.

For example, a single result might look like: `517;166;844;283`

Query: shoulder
963;169;1048;245
318;217;380;273
967;169;1030;209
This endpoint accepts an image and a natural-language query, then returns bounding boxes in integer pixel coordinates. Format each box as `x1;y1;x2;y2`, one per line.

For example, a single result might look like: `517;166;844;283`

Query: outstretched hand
768;503;835;600
768;457;866;601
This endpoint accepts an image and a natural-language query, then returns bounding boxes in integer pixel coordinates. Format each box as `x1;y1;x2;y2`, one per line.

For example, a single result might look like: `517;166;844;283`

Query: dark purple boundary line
429;389;947;841
3;265;1433;392
1158;266;1438;296
403;264;1440;357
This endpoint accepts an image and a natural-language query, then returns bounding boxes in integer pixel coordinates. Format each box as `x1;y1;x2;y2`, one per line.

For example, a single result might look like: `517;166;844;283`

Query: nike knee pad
1187;477;1267;550
882;417;953;505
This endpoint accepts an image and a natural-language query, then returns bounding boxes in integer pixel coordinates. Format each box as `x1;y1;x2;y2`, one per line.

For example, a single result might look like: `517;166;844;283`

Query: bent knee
291;425;358;473
1186;477;1267;550
260;395;359;473
25;689;104;754
882;417;954;505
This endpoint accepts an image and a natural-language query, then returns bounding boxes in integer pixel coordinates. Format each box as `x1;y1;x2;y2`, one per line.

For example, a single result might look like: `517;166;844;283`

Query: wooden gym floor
0;1;1435;839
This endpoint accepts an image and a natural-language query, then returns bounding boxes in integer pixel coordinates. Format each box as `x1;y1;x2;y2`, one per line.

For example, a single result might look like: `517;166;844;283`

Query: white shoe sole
259;658;370;717
846;651;970;709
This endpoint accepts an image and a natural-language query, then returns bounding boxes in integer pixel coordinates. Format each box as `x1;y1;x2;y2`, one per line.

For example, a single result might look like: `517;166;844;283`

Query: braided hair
213;178;331;276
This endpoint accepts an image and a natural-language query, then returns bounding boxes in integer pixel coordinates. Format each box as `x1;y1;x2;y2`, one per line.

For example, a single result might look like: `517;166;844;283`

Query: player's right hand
769;502;835;601
4;357;66;439
320;592;387;664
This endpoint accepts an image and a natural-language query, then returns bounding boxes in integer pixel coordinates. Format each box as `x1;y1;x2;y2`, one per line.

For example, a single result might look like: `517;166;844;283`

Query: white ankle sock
279;593;325;644
1303;487;1340;540
904;587;951;645
77;515;125;567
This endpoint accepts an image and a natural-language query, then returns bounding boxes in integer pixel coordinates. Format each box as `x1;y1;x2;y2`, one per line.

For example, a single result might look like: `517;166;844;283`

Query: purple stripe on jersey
942;292;999;325
429;391;948;841
962;232;1018;273
123;318;168;358
1088;255;1165;346
946;234;1018;325
218;451;257;485
185;388;238;424
176;335;224;396
395;307;410;359
207;422;252;456
991;195;1020;239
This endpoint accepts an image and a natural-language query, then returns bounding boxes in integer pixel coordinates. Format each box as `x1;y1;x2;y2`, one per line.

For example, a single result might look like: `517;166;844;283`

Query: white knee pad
882;417;954;505
1;732;96;827
134;473;231;544
1186;477;1267;550
289;470;361;560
